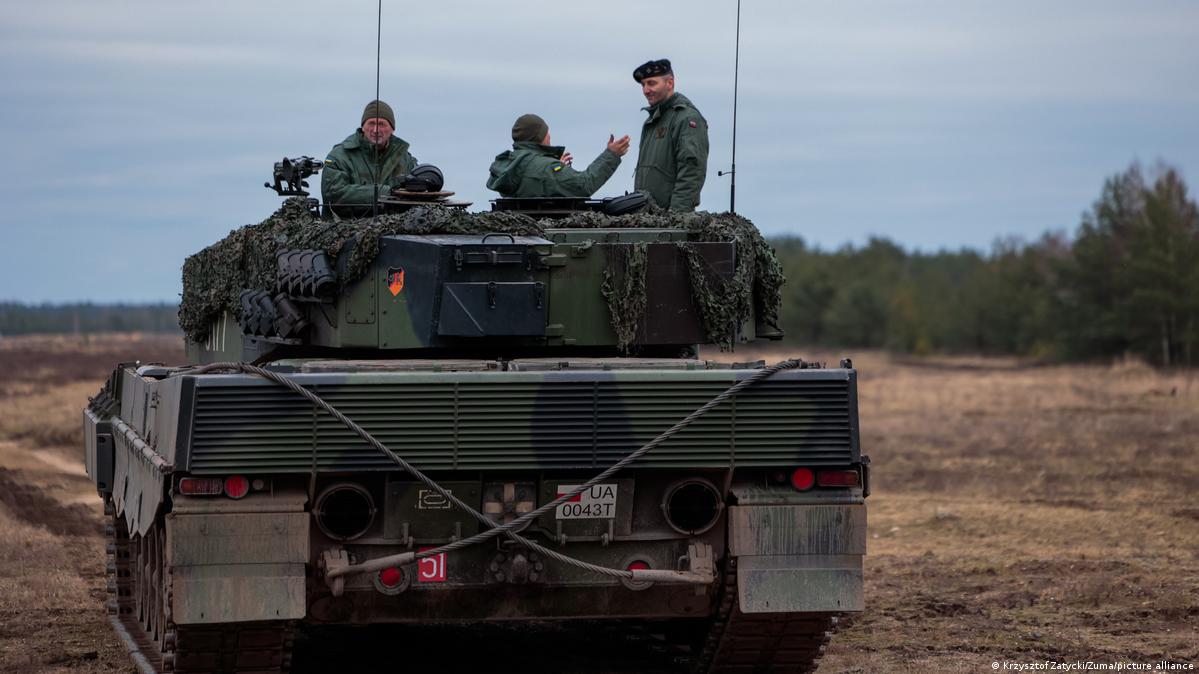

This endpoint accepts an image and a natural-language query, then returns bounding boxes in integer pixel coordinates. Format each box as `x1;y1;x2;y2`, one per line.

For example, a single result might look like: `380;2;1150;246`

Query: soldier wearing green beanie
487;114;630;198
321;99;419;218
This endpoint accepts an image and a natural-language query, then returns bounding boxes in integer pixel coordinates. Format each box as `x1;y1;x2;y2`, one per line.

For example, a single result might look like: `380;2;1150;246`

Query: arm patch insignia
550;163;564;172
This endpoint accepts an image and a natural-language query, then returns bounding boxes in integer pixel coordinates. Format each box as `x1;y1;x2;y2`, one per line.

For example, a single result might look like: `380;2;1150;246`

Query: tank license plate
554;484;618;519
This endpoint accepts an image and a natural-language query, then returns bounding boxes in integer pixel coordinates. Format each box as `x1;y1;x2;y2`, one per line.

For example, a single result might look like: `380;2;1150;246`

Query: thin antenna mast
371;0;383;220
718;0;741;213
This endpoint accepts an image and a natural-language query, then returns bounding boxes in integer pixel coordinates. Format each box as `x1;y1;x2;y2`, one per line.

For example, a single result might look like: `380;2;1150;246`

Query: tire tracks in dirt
0;466;102;537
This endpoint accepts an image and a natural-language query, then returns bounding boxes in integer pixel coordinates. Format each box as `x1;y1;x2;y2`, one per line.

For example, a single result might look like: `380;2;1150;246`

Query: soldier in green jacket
321;99;419;218
632;59;709;211
487;114;630;198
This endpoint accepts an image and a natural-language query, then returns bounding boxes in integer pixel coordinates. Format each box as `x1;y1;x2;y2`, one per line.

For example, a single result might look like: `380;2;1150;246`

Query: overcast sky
1;1;1196;302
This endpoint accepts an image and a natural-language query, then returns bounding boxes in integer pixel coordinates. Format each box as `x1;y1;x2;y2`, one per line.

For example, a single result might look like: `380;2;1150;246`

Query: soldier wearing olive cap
486;113;630;198
321;99;420;218
632;59;709;212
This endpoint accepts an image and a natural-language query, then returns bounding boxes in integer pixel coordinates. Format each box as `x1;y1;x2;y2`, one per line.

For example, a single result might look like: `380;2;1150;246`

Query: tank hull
87;358;866;672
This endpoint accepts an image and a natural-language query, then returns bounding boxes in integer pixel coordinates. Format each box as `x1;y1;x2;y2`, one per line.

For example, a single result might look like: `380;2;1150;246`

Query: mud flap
728;504;866;614
172;564;305;624
736;554;863;613
168;490;309;624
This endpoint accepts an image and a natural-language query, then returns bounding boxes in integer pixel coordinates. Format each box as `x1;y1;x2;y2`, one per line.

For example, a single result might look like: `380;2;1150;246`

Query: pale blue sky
1;1;1196;302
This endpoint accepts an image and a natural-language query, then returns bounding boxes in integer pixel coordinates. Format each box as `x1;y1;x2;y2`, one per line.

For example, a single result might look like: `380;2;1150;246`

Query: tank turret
183;193;785;364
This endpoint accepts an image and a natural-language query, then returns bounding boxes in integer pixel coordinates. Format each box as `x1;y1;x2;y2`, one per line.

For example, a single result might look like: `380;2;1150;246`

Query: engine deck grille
185;372;857;473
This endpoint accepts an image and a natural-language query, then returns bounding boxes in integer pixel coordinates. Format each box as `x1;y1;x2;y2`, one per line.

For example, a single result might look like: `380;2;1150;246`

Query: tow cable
186;359;805;591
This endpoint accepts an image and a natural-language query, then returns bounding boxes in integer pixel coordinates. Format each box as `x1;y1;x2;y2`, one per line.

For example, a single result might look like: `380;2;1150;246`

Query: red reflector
179;477;223;496
627;560;650;572
790;467;816;491
817;470;861;488
224;475;250;499
378;567;404;588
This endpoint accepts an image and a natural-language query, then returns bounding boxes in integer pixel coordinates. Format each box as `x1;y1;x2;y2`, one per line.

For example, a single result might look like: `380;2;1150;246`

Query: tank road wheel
138;530;155;638
153;525;172;666
114;513;173;672
133;524;168;654
691;558;838;674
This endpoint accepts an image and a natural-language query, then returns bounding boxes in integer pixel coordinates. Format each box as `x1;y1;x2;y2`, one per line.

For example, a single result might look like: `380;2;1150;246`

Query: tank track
105;500;295;674
693;557;837;674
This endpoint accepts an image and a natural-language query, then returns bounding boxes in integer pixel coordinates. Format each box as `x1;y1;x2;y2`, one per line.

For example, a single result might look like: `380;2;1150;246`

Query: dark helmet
410;164;444;192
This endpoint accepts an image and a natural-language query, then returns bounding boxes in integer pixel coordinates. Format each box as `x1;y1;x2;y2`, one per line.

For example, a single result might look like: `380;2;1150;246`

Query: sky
1;1;1197;302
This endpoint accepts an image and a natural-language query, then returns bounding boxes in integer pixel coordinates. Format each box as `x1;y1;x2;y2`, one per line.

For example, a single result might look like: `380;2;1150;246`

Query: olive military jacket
486;142;620;198
634;93;709;211
321;130;419;217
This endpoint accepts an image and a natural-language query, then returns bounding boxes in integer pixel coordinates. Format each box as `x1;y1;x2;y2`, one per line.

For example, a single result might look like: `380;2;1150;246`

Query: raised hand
607;134;631;157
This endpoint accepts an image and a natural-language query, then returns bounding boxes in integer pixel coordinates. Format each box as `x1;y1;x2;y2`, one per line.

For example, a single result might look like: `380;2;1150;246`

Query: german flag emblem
387;267;405;296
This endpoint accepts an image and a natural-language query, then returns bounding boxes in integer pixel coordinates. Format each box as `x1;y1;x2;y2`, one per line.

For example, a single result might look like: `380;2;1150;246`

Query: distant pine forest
0;303;180;336
4;163;1194;366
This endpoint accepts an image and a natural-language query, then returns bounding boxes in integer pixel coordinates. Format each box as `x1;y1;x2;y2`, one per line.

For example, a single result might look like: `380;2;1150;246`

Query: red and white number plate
554;484;618;520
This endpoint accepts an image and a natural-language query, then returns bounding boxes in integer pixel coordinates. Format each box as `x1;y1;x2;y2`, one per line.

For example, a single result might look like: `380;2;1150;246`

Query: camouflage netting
600;242;649;352
179;200;784;348
179;199;543;342
581;210;785;351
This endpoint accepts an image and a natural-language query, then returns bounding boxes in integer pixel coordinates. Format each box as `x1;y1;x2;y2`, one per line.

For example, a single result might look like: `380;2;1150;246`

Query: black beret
633;59;672;83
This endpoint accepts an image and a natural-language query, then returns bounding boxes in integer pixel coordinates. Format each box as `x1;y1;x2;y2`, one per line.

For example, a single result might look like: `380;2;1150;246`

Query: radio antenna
371;0;383;221
717;0;741;213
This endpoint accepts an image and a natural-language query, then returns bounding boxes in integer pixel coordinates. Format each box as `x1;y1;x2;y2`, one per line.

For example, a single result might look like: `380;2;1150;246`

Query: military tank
83;160;868;673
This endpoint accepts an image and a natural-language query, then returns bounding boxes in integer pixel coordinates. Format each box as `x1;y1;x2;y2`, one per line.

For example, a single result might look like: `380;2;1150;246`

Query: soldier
321;99;419;218
487;114;630;198
632;59;709;212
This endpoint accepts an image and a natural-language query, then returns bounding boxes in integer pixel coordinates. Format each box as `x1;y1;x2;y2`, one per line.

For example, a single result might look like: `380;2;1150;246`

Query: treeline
4;162;1195;365
0;302;179;336
772;162;1199;366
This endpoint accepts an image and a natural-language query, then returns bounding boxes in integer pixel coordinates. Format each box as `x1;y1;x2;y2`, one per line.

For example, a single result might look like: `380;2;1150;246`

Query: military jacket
634;92;709;211
321;130;418;217
486;142;620;198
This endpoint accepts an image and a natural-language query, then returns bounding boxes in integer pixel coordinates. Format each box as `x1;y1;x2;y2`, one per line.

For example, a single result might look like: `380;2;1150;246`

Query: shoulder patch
689;120;697;128
550;163;564;172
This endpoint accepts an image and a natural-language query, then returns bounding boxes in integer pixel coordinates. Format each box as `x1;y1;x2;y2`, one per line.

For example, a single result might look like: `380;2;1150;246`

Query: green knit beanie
511;114;549;143
361;100;395;128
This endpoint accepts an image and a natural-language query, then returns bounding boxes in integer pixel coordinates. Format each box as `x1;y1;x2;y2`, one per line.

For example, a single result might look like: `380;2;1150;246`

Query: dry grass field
0;333;185;673
0;335;1195;673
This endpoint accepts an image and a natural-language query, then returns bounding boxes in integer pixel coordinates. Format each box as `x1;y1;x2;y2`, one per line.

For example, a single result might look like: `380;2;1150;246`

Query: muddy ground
0;334;1195;673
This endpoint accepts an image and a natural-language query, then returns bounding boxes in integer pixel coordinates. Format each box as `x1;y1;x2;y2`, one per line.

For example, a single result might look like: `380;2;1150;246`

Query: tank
83;166;869;673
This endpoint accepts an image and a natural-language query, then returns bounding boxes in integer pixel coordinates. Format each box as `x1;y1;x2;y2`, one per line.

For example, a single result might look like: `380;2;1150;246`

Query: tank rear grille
186;376;856;473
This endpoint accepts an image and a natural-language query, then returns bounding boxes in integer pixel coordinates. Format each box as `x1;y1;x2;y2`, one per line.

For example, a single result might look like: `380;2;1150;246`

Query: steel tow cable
184;358;806;582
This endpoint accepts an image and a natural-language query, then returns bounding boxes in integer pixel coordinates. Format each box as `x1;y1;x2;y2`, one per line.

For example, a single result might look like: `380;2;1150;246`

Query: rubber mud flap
736;554;864;613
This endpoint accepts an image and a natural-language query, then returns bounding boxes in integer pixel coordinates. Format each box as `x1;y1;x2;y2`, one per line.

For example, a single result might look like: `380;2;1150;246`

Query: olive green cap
511;114;549;143
361;100;395;128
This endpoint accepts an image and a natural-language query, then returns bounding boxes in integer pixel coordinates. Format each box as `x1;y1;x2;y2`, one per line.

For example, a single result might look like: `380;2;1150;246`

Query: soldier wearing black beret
632;59;709;211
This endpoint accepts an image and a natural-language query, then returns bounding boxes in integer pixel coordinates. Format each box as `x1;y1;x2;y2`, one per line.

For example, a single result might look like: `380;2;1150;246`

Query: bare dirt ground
0;335;1195;673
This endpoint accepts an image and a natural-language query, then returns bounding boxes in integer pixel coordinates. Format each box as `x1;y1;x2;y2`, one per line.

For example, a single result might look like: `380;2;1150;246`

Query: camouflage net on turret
179;199;542;342
600;242;649;352
563;210;785;351
179;200;784;349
